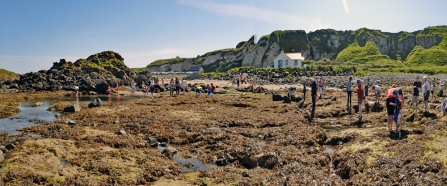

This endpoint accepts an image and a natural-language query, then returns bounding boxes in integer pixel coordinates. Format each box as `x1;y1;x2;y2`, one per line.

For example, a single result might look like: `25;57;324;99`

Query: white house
273;50;305;68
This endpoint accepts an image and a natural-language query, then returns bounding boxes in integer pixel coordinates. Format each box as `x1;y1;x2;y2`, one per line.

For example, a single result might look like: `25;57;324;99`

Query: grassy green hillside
147;57;193;67
336;41;388;62
0;69;19;81
404;46;447;66
405;26;447;67
74;51;128;70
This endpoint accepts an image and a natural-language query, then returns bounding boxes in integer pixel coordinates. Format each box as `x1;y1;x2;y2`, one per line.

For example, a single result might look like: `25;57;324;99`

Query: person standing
237;77;240;88
175;77;181;96
206;84;212;96
211;83;216;94
161;77;165;85
318;77;324;99
310;78;317;121
73;85;79;97
347;77;353;109
131;80;136;97
409;76;422;110
423;76;431;112
356;80;365;119
181;78;187;95
386;85;398;135
169;79;175;97
147;77;152;87
392;90;403;134
397;88;405;131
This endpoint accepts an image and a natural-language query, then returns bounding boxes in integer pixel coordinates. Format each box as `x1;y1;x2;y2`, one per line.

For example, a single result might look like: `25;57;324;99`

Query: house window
294;60;298;66
285;60;288;66
278;60;283;68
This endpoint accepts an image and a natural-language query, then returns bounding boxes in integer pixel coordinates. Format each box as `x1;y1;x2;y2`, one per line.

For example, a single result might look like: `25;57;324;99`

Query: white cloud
177;0;330;31
342;0;349;14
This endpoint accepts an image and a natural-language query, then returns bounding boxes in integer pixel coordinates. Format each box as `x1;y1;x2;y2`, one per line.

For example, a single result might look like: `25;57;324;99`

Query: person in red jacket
211;83;216;94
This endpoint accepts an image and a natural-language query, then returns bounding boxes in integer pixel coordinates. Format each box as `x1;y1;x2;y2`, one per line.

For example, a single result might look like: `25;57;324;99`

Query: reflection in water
0;102;56;135
0;95;135;135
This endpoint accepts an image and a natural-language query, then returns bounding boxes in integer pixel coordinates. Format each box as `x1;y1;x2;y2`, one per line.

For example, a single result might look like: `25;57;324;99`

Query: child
207;84;212;96
196;86;203;97
211;83;216;96
144;85;149;96
150;85;155;98
397;88;405;130
107;86;113;95
393;90;402;132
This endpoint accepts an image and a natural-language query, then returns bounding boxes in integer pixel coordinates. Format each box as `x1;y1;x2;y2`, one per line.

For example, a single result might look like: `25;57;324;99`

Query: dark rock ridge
147;26;447;72
1;51;137;93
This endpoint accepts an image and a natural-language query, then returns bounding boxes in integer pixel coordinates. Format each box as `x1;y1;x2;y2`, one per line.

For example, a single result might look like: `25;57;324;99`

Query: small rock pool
0;95;137;135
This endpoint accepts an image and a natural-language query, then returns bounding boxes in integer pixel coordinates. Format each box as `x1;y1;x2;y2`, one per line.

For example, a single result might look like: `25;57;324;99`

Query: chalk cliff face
146;26;447;72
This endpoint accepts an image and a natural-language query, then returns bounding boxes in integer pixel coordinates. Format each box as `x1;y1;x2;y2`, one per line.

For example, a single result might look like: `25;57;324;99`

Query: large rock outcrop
3;51;137;93
146;26;447;72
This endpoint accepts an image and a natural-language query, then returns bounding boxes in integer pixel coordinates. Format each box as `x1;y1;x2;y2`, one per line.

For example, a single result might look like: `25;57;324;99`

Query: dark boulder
272;94;283;101
64;104;81;112
88;98;103;108
283;96;291;103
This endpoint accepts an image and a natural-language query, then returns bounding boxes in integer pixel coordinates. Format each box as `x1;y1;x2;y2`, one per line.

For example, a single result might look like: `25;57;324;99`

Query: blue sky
1;0;446;74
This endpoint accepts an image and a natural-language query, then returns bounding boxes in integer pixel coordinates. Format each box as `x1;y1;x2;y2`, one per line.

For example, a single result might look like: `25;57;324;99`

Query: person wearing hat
356;79;365;119
73;85;79;97
310;78;317;121
422;76;431;112
409;76;422;110
386;85;398;136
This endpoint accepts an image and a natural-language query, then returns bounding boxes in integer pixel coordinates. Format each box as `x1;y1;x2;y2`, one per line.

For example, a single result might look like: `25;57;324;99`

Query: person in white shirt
181;78;187;95
73;85;79;97
371;85;382;103
422;76;431;112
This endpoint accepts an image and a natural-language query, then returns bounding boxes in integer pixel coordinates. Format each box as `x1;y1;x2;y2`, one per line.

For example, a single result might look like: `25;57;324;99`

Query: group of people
194;83;216;98
305;75;445;137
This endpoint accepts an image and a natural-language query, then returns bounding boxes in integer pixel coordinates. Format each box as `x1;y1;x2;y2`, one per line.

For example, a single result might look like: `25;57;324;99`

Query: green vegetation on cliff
336;41;387;62
0;69;19;81
269;30;309;52
404;46;447;66
74;51;127;70
147;57;193;67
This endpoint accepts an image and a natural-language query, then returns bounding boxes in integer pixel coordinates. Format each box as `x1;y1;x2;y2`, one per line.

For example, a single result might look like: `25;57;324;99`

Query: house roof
188;65;202;71
285;53;304;60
